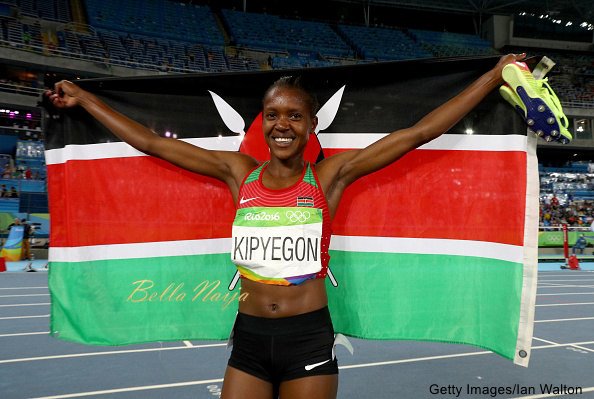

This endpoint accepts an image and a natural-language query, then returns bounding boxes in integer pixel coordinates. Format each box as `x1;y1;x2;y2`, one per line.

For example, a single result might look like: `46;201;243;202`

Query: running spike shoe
498;83;548;138
501;62;572;144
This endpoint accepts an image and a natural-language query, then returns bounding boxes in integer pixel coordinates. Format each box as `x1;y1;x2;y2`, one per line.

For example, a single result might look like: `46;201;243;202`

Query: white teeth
274;137;293;143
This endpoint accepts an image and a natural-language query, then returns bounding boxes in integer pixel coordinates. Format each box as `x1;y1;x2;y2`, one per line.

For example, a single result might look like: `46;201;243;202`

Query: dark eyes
264;113;303;121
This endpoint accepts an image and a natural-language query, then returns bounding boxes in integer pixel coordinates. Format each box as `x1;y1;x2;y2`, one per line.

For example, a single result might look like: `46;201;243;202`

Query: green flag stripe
49;253;239;345
328;250;523;361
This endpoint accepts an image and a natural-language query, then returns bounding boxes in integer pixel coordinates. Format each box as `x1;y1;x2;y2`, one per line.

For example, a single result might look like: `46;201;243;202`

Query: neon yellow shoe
501;62;572;144
499;83;526;116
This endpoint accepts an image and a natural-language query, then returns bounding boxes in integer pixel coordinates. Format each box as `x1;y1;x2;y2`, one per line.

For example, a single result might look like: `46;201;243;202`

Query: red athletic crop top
231;162;331;286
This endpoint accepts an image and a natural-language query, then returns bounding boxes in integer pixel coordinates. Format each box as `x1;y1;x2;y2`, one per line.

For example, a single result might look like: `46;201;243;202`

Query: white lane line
183;340;193;347
0;303;50;307
0;331;48;337
0;287;48;290
0;343;227;364
339;350;492;370
0;294;49;298
538;282;594;286
339;339;594;372
537;292;594;296
28;378;225;399
537;284;594;288
532;337;560;346
535;316;594;323
510;386;594;398
537;279;594;282
571;345;594;353
532;340;594;349
0;314;49;320
535;302;594;307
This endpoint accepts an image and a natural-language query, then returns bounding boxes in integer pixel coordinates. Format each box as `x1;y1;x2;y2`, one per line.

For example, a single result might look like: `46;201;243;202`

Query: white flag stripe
45;134;527;165
332;236;523;264
44;137;243;165
49;238;231;262
49;236;522;264
319;133;527;152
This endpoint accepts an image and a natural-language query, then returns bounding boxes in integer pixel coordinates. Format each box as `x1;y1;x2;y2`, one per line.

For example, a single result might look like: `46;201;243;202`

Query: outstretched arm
46;81;257;200
318;53;524;213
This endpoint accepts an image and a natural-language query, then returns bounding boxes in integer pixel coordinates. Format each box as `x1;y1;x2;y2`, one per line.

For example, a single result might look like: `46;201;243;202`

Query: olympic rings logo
286;210;311;223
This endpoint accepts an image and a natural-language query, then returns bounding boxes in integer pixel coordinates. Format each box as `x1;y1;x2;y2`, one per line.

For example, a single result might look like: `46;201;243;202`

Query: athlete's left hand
493;53;527;81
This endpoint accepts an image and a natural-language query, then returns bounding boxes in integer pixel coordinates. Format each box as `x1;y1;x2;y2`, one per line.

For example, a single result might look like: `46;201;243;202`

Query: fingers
44;80;78;108
509;52;526;63
495;52;526;72
44;89;62;106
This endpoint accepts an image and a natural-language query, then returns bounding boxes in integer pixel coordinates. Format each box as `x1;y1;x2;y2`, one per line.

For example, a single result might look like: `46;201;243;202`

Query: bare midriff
238;278;328;318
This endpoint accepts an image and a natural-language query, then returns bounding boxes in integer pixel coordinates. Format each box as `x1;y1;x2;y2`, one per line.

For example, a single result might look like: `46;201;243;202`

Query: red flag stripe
47;157;235;247
327;148;526;246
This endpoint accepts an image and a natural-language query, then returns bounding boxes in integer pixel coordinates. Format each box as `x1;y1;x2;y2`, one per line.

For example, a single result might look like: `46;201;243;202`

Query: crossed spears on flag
207;86;346;291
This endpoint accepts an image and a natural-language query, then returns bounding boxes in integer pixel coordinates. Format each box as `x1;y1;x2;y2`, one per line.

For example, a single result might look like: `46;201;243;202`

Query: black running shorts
228;307;339;384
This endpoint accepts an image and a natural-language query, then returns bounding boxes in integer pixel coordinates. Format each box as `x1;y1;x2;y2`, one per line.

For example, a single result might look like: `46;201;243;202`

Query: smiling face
262;86;318;162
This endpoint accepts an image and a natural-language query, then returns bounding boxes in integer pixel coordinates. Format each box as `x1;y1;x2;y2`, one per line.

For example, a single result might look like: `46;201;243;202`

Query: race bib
231;207;323;279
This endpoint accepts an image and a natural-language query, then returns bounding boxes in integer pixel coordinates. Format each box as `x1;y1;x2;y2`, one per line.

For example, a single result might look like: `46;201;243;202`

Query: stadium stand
544;53;594;109
539;161;594;227
409;29;499;57
13;0;70;22
221;8;353;58
85;0;224;46
0;0;592;108
337;24;432;60
0;0;590;112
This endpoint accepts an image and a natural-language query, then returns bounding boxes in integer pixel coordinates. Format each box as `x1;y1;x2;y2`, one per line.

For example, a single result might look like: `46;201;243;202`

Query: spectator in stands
0;184;7;198
573;234;588;254
24;167;32;180
22;28;31;47
9;186;18;198
47;53;525;399
16;164;25;178
2;165;13;179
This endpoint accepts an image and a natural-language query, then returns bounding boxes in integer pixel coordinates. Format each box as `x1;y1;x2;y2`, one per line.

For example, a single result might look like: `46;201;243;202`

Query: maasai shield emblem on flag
44;56;537;366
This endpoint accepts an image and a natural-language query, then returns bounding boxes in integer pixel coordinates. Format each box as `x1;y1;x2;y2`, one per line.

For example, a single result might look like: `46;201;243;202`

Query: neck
266;157;305;178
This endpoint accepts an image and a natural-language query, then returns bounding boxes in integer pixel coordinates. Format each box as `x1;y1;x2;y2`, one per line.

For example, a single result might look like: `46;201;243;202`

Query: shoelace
534;77;569;129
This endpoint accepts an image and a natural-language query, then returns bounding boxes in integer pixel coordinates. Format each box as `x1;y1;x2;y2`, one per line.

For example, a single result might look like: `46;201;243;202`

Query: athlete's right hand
45;80;84;109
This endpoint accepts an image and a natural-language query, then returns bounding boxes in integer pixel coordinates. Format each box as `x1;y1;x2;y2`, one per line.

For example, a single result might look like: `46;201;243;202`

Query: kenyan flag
44;56;537;366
